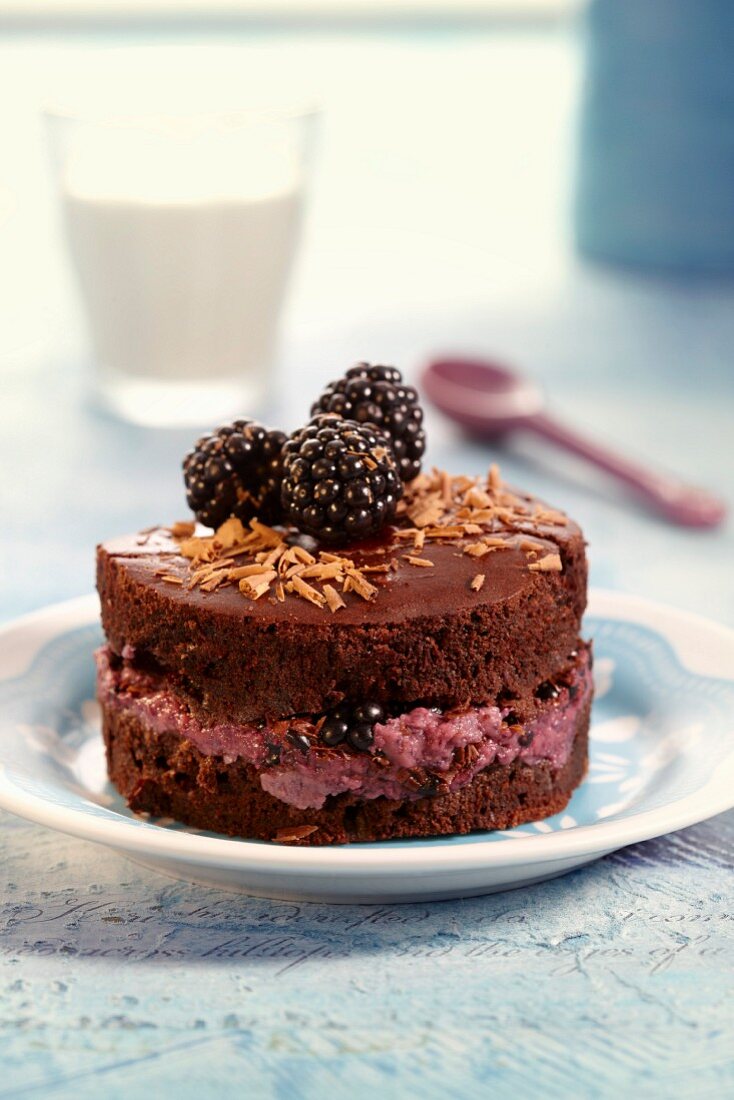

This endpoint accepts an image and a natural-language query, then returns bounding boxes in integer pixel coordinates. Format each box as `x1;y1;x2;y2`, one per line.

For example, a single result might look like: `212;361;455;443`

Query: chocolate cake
97;464;591;845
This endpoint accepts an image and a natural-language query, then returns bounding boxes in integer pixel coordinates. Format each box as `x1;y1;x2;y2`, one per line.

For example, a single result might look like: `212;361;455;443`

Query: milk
59;120;304;423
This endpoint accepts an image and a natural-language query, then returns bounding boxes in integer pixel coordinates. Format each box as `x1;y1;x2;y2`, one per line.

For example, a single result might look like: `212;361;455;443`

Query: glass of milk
47;107;313;426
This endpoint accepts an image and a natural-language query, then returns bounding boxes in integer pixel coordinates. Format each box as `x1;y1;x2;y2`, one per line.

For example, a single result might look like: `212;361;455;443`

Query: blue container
575;0;734;274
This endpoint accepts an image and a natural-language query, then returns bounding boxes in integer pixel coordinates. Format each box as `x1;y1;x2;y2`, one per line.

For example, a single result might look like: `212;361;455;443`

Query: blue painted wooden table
2;274;733;1098
1;28;734;1100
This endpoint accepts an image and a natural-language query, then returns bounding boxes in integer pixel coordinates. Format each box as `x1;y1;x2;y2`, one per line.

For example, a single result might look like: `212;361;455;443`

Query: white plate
0;591;732;903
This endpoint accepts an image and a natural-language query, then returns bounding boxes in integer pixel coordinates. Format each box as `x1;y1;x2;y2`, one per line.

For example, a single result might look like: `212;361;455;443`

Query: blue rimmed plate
0;591;732;902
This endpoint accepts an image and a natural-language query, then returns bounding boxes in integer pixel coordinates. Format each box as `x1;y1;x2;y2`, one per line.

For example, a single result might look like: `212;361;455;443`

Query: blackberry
183;420;287;529
281;416;403;544
319;701;386;752
310;363;426;482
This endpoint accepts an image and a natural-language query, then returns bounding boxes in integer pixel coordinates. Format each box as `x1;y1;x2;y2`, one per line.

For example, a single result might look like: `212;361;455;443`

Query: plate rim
0;589;733;877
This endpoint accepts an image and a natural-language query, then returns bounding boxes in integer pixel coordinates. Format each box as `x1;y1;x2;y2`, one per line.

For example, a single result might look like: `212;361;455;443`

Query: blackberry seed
311;363;426;483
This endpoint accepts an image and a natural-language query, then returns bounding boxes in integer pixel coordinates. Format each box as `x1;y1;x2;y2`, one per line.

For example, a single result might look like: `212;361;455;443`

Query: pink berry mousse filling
96;646;591;811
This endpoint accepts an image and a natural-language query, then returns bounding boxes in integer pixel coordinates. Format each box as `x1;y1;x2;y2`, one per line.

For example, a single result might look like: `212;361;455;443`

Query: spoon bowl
422;355;726;530
422;357;544;435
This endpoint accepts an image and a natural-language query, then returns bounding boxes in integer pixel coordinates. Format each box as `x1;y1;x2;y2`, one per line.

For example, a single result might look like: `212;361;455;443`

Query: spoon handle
530;412;726;529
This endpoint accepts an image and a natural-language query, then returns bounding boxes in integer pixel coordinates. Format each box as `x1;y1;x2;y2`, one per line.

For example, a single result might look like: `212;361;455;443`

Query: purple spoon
422;356;726;529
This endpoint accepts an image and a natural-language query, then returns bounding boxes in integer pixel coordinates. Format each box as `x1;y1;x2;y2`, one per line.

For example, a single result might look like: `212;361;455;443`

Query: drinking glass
47;106;315;426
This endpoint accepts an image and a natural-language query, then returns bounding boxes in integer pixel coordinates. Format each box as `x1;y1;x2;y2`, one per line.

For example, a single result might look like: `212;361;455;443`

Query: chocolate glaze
100;513;573;626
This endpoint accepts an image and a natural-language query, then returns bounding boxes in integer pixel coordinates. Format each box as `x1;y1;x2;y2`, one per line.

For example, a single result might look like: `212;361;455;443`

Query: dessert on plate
96;364;591;844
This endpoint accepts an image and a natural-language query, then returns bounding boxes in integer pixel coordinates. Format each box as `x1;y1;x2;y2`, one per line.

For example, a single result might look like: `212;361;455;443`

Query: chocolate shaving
300;561;343;581
463;486;491;509
323;584;346;613
169;520;196;539
528;553;563;573
291;545;316;565
239;571;277;600
345;568;378;602
424;526;465;539
290;575;326;606
464;542;492;558
273;825;319;843
533;507;568;526
229;563;276;579
407;492;445;528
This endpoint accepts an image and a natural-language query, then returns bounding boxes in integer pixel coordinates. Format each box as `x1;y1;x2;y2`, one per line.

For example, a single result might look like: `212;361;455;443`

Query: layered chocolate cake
96;364;591;844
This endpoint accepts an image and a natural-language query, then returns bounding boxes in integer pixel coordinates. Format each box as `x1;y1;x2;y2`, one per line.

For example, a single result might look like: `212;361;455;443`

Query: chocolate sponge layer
97;514;587;724
102;696;590;846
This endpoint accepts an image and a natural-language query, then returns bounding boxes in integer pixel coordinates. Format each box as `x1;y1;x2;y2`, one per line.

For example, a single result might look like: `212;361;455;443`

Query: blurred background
1;0;733;622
